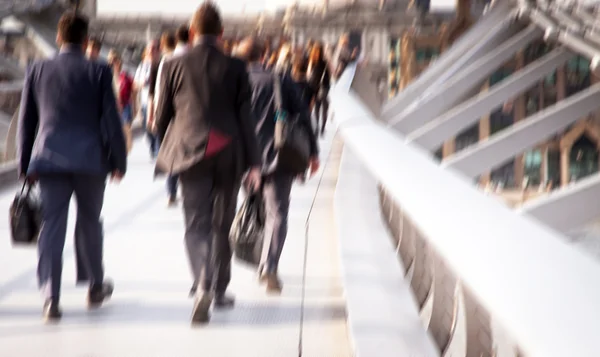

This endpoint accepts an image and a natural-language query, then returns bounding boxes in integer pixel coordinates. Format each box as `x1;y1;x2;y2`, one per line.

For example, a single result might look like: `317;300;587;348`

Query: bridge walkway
0;131;352;356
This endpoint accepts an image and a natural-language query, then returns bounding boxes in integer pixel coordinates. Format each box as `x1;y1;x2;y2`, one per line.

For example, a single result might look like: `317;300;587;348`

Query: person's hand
245;167;261;192
147;116;154;132
308;156;320;178
111;170;124;183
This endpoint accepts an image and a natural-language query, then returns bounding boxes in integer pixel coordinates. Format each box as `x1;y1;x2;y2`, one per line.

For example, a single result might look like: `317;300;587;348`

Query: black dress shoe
214;293;235;309
43;299;62;322
88;280;114;308
191;293;213;325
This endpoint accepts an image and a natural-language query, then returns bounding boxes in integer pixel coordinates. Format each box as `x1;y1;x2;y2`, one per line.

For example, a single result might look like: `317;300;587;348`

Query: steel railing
331;63;600;357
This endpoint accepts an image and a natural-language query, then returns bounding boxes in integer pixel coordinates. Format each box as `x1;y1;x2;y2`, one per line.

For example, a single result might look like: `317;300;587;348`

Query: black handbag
273;75;312;174
9;181;42;246
230;190;265;267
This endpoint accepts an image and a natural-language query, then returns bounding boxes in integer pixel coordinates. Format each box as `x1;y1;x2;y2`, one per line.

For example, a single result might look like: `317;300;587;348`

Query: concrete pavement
0;129;351;356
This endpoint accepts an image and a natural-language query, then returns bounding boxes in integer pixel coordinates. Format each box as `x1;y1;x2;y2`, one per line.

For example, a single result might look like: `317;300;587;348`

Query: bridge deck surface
0;131;352;356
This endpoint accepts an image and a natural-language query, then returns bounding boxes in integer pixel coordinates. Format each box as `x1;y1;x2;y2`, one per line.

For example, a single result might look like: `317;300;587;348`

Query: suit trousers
314;97;329;134
260;171;295;274
37;174;106;301
179;149;240;295
123;123;133;153
166;174;179;199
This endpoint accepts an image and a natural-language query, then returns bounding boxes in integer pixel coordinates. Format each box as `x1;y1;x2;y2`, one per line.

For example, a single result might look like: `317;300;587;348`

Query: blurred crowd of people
17;1;360;324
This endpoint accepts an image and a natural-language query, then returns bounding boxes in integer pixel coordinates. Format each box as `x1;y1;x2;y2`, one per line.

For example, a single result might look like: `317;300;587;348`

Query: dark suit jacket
17;47;127;177
247;64;319;174
154;37;260;178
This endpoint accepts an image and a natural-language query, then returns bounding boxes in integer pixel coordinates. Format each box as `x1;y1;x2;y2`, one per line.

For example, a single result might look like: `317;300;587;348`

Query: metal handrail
331;64;600;357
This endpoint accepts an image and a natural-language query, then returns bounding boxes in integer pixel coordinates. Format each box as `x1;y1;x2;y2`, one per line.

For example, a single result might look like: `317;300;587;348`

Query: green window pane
567;57;579;71
578;57;590;72
544;71;556;85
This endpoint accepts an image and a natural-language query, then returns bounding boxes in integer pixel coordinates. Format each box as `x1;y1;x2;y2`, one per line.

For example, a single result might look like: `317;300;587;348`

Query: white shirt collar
174;44;189;55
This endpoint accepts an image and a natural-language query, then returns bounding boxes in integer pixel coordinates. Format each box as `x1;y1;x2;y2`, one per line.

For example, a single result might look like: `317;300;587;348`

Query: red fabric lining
205;129;231;157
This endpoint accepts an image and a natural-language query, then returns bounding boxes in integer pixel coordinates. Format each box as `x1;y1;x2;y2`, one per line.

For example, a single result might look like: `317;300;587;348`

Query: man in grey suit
17;11;126;321
154;2;261;324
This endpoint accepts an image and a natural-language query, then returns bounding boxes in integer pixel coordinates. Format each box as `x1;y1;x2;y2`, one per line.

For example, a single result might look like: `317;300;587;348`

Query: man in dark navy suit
17;11;127;321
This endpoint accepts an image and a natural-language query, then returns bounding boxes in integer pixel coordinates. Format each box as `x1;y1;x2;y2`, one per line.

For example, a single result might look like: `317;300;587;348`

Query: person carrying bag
273;74;313;174
230;188;266;267
9;181;42;246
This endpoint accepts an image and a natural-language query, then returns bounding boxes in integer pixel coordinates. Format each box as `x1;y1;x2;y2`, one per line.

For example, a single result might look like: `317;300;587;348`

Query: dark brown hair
176;25;190;43
160;31;176;52
191;2;223;36
57;11;89;45
309;42;324;64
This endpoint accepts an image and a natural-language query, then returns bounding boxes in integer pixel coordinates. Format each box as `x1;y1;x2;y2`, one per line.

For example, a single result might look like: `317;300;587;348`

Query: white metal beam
407;49;573;151
389;26;543;135
332;64;600;357
382;3;519;120
518;174;600;233
441;82;600;178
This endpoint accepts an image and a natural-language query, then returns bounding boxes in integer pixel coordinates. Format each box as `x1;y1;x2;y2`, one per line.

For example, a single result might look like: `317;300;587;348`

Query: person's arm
234;61;261;169
147;62;160;130
113;76;123;113
154;60;164;107
16;64;39;178
351;47;359;61
154;61;175;142
99;65;127;177
323;62;331;89
133;65;143;91
308;85;317;110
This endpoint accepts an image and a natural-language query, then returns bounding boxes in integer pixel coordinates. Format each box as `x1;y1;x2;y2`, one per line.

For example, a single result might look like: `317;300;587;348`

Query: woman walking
307;42;331;136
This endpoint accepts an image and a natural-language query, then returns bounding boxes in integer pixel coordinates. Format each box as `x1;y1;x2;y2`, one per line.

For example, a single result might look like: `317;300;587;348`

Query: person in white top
149;31;176;130
133;40;160;158
152;26;190;207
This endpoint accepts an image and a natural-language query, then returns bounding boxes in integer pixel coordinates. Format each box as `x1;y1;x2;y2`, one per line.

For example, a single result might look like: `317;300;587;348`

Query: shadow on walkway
0;300;347;337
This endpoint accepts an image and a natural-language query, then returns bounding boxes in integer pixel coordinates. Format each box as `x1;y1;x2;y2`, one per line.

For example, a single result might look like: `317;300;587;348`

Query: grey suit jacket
154;37;260;178
17;46;127;177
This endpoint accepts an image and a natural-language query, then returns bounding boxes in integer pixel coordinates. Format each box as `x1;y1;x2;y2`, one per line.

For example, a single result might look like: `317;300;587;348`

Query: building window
490;105;514;135
455;123;479;152
490;159;515;189
524;41;553;64
566;55;591;98
569;134;599;182
524;149;542;186
415;47;439;64
388;38;401;97
490;69;511;86
434;146;443;161
524;70;557;117
546;148;561;189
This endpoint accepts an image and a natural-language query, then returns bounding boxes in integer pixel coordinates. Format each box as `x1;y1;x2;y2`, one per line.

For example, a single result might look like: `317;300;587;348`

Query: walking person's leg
73;174;113;308
122;104;133;153
166;174;178;206
141;105;158;159
37;174;74;321
211;179;240;308
321;96;330;136
179;166;216;324
314;100;322;136
260;172;294;293
74;221;89;284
